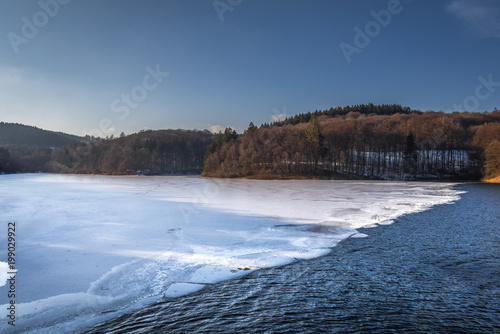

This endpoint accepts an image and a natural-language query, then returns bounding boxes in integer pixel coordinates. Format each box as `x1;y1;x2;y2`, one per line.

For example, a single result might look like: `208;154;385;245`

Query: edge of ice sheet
0;175;463;333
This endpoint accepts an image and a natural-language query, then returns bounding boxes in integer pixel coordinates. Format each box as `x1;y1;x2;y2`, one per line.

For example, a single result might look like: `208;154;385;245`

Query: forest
49;129;213;175
1;105;500;180
203;105;500;181
0;122;89;173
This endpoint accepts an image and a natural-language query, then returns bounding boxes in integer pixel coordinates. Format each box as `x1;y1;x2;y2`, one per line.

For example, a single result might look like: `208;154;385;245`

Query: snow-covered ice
0;261;14;287
0;174;462;332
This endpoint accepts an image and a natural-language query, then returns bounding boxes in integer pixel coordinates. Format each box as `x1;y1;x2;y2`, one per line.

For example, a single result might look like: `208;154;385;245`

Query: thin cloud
194;123;236;134
209;125;225;133
446;0;500;38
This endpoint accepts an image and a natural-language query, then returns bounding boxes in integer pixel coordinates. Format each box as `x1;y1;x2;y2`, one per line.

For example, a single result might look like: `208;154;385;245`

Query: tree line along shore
1;104;499;182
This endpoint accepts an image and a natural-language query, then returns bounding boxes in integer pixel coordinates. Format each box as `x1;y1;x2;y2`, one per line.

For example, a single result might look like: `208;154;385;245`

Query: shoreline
80;178;465;333
2;170;486;183
83;183;474;333
484;176;500;183
0;175;463;333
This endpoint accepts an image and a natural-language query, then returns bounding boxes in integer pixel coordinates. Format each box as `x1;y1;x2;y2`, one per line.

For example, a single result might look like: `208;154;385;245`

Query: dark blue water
82;183;500;333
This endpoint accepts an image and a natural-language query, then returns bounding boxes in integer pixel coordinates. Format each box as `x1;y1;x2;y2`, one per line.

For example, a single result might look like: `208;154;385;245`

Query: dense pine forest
203;105;500;181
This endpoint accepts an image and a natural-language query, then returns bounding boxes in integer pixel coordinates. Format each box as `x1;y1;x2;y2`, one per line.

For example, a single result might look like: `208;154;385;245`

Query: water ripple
83;184;500;334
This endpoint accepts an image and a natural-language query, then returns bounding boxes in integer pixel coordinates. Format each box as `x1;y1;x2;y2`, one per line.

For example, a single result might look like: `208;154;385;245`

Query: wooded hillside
0;122;89;173
49;129;213;175
2;106;499;180
203;106;500;180
0;122;88;147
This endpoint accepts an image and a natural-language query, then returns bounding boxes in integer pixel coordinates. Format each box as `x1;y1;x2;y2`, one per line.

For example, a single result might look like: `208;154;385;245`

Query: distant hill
0;122;88;148
0;122;90;173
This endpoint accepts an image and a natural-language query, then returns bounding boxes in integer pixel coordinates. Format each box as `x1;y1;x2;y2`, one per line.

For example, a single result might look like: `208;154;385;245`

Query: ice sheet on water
0;261;15;287
351;233;369;238
0;174;461;333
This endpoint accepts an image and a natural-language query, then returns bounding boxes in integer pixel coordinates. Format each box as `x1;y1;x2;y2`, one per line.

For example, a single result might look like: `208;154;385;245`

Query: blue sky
0;0;499;136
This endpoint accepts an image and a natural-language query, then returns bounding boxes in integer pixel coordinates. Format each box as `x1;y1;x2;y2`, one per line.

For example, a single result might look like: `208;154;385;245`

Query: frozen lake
0;174;460;333
86;183;500;334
